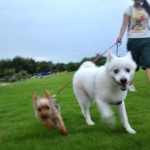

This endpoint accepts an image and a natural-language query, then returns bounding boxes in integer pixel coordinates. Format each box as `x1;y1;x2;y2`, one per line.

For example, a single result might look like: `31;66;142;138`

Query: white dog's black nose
120;78;127;84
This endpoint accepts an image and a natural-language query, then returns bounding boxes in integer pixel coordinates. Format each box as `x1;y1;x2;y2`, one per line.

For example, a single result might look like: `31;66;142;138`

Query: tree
93;54;106;66
0;53;107;81
0;59;12;77
12;56;37;75
53;63;66;72
12;56;26;73
80;54;106;66
36;61;51;72
3;68;16;82
24;58;36;75
66;62;80;71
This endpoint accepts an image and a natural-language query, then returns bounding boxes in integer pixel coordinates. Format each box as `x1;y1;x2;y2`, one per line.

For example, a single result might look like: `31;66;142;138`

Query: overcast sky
0;0;139;63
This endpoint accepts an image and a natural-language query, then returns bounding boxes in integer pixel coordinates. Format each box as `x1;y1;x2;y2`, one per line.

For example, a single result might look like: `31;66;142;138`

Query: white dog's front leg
117;101;136;134
96;100;115;125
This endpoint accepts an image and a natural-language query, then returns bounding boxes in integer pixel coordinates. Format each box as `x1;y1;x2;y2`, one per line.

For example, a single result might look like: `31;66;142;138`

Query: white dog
73;51;137;134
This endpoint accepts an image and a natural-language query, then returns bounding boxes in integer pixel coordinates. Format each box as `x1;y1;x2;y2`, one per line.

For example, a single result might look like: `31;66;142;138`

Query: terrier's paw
60;128;68;136
43;120;55;128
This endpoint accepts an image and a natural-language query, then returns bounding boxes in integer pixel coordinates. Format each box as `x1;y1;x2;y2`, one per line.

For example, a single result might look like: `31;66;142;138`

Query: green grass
0;71;150;150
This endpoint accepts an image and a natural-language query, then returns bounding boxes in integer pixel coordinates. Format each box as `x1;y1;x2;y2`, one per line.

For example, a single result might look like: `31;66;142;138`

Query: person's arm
117;15;129;42
142;0;150;16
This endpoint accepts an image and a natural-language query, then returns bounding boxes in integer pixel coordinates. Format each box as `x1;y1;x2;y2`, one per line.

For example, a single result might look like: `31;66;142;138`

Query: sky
0;0;137;63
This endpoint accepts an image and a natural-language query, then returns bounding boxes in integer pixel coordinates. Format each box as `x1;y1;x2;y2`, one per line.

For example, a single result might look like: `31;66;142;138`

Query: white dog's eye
114;69;119;74
126;68;130;73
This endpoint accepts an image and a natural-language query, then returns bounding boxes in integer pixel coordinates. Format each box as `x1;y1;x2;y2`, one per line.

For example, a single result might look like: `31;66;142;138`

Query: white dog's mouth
113;78;129;91
118;82;129;91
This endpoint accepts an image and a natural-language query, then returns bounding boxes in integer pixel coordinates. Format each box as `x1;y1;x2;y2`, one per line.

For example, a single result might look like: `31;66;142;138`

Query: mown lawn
0;70;150;150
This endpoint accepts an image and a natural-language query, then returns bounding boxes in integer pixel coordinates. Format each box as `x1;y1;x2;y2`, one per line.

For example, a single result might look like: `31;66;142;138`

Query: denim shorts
127;38;150;71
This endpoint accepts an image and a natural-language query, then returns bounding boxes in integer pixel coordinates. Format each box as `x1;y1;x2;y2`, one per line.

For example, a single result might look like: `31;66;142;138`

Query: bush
15;70;28;81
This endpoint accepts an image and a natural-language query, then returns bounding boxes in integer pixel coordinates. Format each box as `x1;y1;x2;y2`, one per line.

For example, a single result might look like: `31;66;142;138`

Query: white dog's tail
79;61;96;69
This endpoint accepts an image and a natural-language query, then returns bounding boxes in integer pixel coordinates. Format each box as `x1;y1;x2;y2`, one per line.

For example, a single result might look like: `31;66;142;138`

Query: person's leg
146;68;150;83
141;38;150;84
127;39;141;91
127;39;141;71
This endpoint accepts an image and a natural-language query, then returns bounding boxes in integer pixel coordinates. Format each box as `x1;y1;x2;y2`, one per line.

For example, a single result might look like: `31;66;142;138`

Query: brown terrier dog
33;90;67;135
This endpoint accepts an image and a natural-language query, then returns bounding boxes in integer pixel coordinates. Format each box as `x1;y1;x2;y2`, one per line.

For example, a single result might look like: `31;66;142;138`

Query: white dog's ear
126;51;133;59
107;50;116;62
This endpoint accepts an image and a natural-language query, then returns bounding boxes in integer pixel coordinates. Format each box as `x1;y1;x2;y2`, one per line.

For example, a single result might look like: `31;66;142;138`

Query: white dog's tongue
120;83;128;91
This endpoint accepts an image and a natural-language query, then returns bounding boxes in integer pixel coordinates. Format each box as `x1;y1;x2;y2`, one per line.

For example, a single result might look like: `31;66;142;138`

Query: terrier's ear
126;51;133;59
107;50;116;62
33;93;40;105
45;90;51;99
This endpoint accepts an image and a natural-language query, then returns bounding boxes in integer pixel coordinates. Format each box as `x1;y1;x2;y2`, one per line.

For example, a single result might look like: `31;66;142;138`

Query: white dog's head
105;51;137;91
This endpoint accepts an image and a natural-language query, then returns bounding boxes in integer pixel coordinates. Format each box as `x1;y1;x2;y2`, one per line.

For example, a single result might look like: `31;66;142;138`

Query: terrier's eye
114;69;119;74
126;68;130;73
38;108;41;112
46;106;50;110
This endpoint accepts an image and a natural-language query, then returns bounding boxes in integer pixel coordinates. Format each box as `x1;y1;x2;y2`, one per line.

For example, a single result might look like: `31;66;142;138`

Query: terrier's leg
43;119;55;128
55;114;68;135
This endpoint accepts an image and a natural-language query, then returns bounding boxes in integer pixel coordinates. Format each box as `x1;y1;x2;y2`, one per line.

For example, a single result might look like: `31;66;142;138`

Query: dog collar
110;101;122;105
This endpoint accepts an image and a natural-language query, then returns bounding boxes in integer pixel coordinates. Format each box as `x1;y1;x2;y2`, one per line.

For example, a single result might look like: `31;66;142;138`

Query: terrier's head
33;91;55;120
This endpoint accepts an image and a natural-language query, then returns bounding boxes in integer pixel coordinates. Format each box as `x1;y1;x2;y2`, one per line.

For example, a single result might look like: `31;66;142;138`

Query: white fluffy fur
73;51;137;134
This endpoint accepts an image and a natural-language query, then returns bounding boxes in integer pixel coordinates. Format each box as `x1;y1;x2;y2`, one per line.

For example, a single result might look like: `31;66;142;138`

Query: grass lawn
0;70;150;150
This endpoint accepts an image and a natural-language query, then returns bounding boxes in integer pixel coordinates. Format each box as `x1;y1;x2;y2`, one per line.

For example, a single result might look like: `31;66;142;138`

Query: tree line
0;54;106;82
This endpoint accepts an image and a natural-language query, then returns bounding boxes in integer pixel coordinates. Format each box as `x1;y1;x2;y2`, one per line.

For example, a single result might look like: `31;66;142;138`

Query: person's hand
117;37;122;43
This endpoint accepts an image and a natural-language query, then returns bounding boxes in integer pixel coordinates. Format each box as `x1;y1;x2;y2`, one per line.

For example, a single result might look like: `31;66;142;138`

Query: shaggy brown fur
33;91;67;136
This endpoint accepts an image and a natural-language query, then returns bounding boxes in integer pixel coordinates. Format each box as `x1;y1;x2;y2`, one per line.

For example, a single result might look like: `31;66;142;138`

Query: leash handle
116;42;122;56
93;41;119;63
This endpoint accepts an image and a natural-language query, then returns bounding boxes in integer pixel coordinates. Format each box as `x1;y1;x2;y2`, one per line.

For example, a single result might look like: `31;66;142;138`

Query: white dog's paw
124;124;136;134
125;127;136;134
86;119;95;126
102;115;115;126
